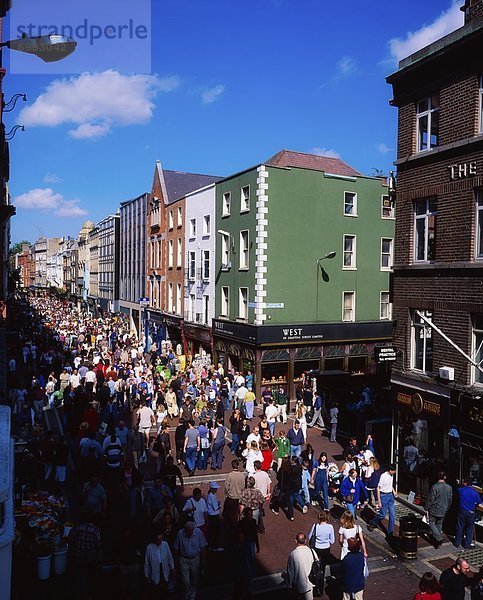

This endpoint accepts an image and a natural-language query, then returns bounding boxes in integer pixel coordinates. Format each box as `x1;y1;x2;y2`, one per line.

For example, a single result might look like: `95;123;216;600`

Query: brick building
387;0;483;493
146;161;221;351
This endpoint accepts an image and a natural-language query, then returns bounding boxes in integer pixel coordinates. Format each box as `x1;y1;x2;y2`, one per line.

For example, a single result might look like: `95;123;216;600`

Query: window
381;238;394;270
188;251;196;280
344;192;357;216
416;95;439;152
222;192;231;216
189;218;196;238
203;295;209;325
239;287;248;319
177;206;182;228
380;292;391;320
476;191;483;258
189;294;195;321
221;286;229;317
414;198;437;262
472;315;483;384
168;282;173;312
411;310;433;373
168;210;174;229
343;235;356;269
221;233;230;268
241;186;250;212
479;75;483;134
202;249;210;280
382;194;395;219
168;240;174;268
342;291;355;322
203;215;211;235
240;230;249;269
176;283;182;314
177;238;182;267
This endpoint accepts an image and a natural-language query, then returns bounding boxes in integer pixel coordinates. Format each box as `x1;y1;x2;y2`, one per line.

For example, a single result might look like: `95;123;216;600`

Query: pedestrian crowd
7;292;483;600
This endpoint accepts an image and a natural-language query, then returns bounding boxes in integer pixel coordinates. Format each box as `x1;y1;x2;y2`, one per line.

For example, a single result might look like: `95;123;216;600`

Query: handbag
308;548;324;589
343;493;354;503
309;524;317;549
272;483;282;501
364;558;370;578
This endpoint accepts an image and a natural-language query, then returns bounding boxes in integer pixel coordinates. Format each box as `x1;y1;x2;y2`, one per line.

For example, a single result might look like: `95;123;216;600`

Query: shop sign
374;346;397;363
448;161;477;181
397;392;441;417
212;319;257;343
457;394;483;437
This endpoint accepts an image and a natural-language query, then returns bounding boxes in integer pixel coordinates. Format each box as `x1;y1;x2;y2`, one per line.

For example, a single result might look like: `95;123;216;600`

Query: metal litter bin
399;515;419;559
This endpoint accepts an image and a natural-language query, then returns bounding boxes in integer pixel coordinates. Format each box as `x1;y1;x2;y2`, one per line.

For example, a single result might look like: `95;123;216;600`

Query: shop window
348;355;366;374
472;314;483;384
416;94;439;152
324;357;345;371
414;198;437;262
411;310;433;373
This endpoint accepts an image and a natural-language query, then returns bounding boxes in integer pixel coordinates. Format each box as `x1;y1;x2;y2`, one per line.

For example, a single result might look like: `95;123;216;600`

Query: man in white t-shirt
246;426;261;447
69;370;81;389
253;461;271;500
265;400;279;437
137;401;155;446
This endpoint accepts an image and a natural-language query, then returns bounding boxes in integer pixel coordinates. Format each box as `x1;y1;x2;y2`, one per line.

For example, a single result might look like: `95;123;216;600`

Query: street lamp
1;34;77;63
316;251;336;282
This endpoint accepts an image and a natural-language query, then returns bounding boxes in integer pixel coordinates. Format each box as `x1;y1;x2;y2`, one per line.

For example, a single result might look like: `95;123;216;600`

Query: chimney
461;0;483;23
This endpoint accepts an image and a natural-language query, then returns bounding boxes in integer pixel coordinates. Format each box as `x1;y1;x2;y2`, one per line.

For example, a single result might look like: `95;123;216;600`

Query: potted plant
33;540;54;580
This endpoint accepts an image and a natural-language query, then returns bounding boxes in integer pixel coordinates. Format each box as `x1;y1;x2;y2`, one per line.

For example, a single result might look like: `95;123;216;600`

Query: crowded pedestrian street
5;291;483;600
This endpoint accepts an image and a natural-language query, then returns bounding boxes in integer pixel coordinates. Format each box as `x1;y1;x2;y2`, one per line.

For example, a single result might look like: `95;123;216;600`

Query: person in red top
260;441;273;472
414;572;442;600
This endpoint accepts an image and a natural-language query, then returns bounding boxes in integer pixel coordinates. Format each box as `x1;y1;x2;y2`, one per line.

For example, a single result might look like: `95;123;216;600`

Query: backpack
308;547;324;590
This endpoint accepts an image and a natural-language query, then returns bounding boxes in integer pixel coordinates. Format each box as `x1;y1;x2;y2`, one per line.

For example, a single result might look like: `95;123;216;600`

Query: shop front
163;314;185;356
392;379;450;501
183;323;213;362
213;319;392;401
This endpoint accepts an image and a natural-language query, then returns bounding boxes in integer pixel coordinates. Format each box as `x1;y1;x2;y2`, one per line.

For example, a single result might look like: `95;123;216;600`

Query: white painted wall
184;184;216;326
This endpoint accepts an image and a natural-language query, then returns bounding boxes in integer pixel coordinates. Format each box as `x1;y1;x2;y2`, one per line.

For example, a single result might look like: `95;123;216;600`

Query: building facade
88;226;99;308
97;214;120;313
34;237;61;288
120;193;147;335
387;0;483;492
77;220;94;303
214;150;395;404
183;183;217;357
145;161;221;351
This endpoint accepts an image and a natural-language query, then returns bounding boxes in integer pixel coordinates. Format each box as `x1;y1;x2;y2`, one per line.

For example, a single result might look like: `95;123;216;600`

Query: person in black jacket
229;409;243;455
174;419;187;464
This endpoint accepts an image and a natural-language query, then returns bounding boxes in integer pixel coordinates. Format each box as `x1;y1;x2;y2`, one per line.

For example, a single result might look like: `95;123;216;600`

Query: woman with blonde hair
339;510;367;560
295;402;307;441
363;456;381;507
242;440;263;476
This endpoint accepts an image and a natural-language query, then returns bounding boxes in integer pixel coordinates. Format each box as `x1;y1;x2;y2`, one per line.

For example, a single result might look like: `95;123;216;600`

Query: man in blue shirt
287;420;305;459
308;392;325;429
454;477;483;549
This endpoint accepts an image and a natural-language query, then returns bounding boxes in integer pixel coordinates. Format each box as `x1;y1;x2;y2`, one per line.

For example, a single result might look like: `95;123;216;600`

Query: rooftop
161;166;222;203
265;149;362;178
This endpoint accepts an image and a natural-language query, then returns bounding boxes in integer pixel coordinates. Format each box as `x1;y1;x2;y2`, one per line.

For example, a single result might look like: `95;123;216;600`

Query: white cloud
310;147;341;159
19;70;180;140
389;1;464;63
43;173;62;184
337;56;357;77
14;188;87;217
201;84;225;104
377;143;394;155
68;123;111;140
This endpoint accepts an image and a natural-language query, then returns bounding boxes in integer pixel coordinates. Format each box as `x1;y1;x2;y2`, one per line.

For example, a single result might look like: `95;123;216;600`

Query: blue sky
4;0;464;244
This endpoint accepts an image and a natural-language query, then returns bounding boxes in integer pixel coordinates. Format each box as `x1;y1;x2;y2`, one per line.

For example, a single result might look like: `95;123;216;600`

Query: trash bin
399;515;419;559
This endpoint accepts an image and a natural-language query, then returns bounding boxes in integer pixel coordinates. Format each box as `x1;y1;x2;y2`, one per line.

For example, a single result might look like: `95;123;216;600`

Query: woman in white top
340;452;357;478
295;402;307;442
308;511;335;564
242;441;263;476
338;510;368;560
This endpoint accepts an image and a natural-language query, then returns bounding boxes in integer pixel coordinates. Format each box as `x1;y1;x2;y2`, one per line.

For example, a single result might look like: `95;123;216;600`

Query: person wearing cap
173;521;207;600
207;481;223;551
